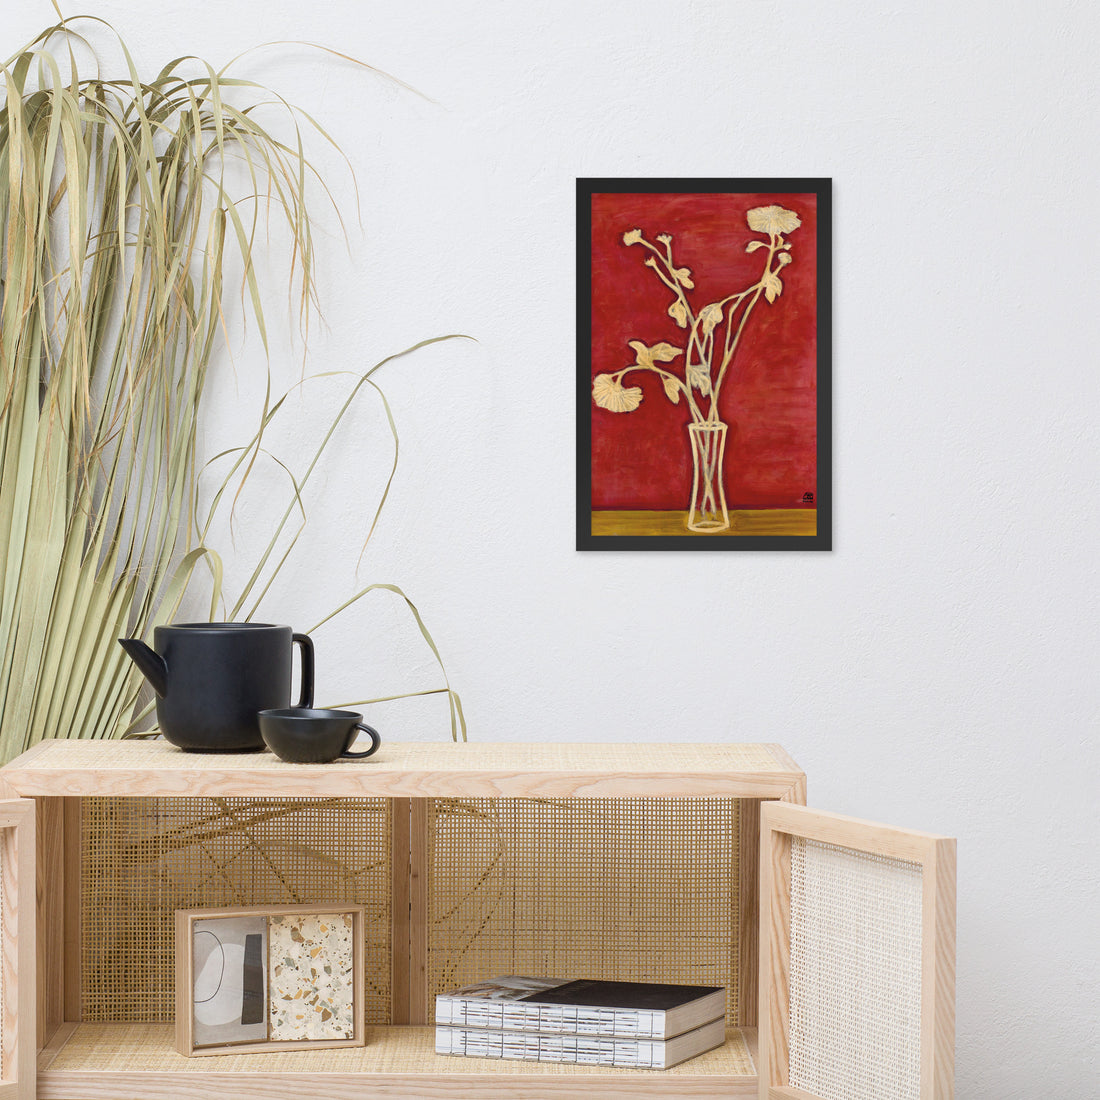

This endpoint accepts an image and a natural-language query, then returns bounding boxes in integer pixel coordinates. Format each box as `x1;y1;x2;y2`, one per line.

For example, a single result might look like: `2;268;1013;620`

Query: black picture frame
577;178;832;551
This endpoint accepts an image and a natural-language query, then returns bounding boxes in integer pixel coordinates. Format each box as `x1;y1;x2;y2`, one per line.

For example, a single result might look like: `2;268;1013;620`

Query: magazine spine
434;1025;675;1068
435;997;665;1038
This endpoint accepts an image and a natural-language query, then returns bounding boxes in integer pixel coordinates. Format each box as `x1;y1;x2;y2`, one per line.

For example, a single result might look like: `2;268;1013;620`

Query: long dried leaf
0;16;466;761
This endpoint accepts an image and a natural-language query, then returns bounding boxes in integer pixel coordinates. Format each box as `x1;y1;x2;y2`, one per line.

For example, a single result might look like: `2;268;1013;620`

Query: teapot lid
160;622;290;631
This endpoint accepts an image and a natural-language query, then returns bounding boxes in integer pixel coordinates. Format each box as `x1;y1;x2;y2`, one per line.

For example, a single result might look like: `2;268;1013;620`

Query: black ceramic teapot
119;623;314;752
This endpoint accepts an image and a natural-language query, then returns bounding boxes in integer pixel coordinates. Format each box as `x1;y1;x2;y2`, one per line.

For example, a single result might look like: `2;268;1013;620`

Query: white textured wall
9;1;1099;1094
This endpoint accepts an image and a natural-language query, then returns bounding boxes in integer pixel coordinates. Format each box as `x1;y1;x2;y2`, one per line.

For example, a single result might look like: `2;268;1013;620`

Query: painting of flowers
577;178;831;550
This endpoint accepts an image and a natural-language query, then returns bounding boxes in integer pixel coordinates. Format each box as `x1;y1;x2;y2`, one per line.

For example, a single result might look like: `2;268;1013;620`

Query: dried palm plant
0;15;464;763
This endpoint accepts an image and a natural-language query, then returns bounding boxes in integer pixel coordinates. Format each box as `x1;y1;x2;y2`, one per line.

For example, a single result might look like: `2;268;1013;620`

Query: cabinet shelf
37;1023;759;1099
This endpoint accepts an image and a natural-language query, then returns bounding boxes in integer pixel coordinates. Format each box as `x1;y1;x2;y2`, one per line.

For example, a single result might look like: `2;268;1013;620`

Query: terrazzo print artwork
268;913;356;1040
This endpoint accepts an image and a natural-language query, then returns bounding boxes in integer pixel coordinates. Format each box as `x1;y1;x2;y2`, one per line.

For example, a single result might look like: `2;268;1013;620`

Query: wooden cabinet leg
391;798;430;1024
63;797;81;1023
738;798;760;1029
35;796;81;1049
36;797;62;1048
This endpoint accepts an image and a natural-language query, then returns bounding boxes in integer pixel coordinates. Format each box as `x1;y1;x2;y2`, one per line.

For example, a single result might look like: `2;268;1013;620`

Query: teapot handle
292;633;314;708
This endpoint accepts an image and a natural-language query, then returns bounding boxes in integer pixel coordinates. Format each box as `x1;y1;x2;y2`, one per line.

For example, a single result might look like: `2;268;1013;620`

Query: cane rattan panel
788;837;923;1100
80;797;391;1023
427;797;741;1024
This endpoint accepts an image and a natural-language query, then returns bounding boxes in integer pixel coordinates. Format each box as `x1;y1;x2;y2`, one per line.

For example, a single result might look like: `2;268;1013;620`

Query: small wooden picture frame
175;903;366;1056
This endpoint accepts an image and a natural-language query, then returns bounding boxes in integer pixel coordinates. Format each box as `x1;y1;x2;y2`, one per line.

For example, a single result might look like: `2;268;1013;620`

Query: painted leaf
745;240;767;253
698;303;723;337
672;266;694;289
662;376;681;404
687;363;712;395
763;272;783;303
629;340;682;369
667;299;689;328
648;341;682;363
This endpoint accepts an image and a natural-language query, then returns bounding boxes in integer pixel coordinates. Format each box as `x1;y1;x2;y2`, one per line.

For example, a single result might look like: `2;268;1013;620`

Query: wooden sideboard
0;739;953;1099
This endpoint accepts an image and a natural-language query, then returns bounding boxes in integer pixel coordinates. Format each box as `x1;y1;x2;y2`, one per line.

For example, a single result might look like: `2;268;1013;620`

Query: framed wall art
175;903;366;1056
577;178;831;551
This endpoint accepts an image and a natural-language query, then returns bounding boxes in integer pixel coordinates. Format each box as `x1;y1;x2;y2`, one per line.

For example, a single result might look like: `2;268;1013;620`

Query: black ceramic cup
257;708;381;764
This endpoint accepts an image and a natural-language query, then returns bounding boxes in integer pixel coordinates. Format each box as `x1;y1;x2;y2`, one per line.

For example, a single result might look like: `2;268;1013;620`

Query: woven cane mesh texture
80;797;391;1023
788;837;923;1100
427;798;741;1024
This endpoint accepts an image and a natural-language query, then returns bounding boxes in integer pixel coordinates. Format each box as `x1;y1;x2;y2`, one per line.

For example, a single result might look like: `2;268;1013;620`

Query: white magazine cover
435;976;564;1027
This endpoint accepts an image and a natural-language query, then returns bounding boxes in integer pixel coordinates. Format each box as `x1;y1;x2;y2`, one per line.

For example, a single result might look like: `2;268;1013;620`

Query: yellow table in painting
590;510;817;537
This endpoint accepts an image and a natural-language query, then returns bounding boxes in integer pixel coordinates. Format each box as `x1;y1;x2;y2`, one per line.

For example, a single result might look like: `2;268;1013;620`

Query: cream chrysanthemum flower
746;205;801;235
592;374;644;412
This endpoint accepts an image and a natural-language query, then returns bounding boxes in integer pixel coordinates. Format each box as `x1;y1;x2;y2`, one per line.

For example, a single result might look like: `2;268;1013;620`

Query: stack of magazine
435;975;726;1069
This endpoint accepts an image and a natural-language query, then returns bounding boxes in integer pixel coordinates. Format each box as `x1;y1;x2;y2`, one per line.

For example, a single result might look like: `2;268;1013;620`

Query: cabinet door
759;802;955;1100
0;800;34;1100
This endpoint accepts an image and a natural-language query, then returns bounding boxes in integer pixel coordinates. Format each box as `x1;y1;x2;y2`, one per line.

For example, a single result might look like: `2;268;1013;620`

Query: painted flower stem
708;237;779;422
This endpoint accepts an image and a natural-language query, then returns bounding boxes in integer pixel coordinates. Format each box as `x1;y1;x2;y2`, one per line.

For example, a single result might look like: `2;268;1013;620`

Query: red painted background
589;191;818;510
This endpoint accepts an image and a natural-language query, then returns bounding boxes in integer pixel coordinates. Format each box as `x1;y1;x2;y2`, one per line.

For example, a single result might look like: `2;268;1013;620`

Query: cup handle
341;723;381;760
292;632;314;709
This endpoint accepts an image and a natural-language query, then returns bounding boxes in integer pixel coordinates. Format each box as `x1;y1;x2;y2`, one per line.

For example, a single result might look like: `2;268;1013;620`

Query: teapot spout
118;638;168;697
